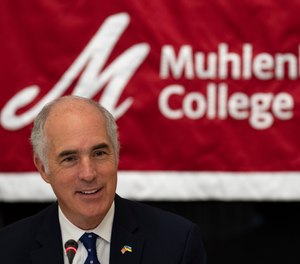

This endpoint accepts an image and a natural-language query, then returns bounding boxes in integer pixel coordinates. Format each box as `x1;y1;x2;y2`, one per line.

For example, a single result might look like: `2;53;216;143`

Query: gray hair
30;96;120;169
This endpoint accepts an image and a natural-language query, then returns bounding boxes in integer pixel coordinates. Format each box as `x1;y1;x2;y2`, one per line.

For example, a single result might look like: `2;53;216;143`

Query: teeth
81;189;98;194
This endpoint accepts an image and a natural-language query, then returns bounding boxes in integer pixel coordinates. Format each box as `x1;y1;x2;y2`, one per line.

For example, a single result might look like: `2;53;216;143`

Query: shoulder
114;195;206;263
0;202;57;243
115;195;200;236
0;203;60;263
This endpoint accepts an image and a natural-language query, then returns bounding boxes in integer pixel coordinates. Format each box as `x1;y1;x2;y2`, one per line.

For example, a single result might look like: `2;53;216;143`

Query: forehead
48;99;102;118
44;100;109;149
45;99;105;125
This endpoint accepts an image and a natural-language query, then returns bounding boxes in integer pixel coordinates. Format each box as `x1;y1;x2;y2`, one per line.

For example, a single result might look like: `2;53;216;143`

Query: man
0;96;206;264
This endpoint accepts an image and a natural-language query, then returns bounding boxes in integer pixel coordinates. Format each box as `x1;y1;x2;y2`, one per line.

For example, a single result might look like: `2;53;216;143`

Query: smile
79;188;101;195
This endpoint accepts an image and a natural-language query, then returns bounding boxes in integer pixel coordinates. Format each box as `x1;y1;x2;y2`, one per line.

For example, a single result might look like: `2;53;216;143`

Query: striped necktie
80;232;101;264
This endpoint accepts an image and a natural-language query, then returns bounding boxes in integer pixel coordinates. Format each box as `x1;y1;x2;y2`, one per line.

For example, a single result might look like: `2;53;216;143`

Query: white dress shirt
59;202;115;264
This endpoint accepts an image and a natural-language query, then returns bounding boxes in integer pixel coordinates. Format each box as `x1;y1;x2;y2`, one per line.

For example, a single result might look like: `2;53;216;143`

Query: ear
34;156;50;183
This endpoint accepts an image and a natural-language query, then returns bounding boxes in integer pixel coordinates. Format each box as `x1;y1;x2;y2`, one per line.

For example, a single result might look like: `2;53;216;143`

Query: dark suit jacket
0;195;206;263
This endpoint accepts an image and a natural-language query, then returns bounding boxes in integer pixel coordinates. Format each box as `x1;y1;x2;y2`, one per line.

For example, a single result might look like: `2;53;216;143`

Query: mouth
77;187;102;195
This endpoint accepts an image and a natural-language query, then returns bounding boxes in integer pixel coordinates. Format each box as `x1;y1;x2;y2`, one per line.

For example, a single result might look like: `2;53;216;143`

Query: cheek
48;167;75;189
50;175;76;203
101;166;117;188
97;160;117;176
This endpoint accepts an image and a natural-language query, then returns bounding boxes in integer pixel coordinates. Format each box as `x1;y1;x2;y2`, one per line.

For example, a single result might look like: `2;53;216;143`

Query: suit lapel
30;203;64;264
28;197;144;264
110;196;144;264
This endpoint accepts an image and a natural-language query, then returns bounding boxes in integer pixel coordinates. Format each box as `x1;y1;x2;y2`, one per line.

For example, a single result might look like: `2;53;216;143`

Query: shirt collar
59;201;115;245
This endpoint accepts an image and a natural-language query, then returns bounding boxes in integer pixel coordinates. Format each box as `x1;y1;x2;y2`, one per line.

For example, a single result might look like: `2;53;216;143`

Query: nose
78;157;96;182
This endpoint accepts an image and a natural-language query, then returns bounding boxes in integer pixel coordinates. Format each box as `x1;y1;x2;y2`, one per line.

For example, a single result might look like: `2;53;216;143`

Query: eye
61;155;77;164
93;150;107;157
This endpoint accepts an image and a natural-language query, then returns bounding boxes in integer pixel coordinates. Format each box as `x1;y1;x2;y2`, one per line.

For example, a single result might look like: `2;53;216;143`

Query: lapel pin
121;245;133;254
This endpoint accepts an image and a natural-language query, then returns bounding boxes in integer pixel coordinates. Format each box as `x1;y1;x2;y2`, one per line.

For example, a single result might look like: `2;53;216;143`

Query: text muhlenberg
159;44;298;129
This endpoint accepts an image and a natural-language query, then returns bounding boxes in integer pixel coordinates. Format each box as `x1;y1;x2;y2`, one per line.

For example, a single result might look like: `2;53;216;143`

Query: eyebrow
58;143;110;158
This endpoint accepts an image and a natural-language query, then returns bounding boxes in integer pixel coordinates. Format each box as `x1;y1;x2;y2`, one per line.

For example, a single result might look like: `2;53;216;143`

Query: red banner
1;1;300;200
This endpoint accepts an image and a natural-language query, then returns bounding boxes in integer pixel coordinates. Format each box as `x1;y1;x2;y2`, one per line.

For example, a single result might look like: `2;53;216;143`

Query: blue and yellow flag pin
121;245;133;254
